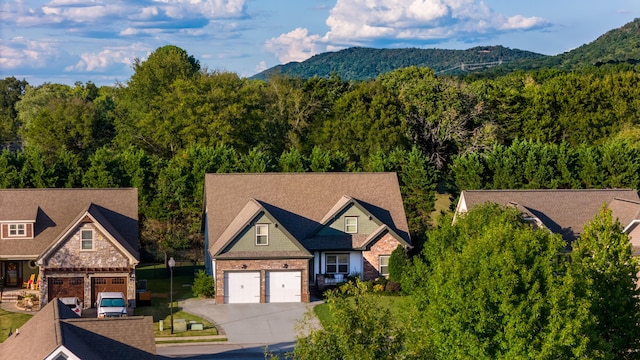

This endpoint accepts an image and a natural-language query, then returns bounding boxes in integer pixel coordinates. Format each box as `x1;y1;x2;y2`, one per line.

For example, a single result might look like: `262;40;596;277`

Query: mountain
251;18;640;81
513;17;640;71
251;46;545;81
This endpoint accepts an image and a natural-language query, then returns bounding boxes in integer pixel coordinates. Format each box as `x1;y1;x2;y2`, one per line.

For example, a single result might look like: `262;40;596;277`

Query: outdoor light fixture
283;264;289;269
168;257;176;334
241;264;247;269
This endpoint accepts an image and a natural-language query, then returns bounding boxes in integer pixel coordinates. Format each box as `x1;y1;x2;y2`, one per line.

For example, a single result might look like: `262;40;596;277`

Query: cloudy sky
1;0;638;86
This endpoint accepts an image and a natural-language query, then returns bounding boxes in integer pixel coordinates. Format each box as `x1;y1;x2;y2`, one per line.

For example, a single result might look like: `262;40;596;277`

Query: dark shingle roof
204;173;411;256
457;189;640;241
0;188;138;259
0;299;157;360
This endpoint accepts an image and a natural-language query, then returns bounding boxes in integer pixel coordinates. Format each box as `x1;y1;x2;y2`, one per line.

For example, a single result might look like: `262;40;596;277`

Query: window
256;224;268;245
344;217;358;233
379;255;390;276
8;223;26;237
326;254;349;274
81;230;93;250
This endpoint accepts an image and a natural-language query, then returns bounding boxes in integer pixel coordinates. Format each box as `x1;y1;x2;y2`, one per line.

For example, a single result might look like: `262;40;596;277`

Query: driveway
179;298;323;345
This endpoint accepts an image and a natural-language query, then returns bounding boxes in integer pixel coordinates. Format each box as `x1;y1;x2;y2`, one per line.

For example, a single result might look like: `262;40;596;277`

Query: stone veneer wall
215;258;309;303
39;223;136;308
361;233;405;280
46;223;129;268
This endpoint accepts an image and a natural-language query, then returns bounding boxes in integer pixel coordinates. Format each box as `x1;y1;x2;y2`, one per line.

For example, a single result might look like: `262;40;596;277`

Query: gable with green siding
317;204;381;236
225;212;301;253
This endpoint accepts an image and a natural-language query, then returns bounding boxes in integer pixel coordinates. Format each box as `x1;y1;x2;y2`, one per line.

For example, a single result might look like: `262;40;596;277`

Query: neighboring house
455;189;640;251
203;173;412;304
0;188;139;308
0;298;157;360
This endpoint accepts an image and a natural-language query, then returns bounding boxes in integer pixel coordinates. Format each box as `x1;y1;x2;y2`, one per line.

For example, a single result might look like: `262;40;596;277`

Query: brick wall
215;258;309;303
362;233;404;280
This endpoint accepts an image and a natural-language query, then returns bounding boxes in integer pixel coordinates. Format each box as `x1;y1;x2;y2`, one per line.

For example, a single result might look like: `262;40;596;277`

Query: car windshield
100;298;125;307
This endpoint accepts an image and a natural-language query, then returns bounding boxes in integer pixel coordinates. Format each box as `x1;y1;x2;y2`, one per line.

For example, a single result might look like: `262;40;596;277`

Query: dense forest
3;30;640;260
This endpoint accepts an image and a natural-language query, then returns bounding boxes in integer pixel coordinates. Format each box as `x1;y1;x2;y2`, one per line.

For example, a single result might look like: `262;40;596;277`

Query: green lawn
313;294;412;327
134;263;218;337
0;308;32;342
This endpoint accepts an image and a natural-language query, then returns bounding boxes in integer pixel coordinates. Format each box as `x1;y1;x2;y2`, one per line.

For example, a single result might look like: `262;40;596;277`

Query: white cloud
0;37;61;69
265;0;548;63
265;28;322;63
66;47;129;71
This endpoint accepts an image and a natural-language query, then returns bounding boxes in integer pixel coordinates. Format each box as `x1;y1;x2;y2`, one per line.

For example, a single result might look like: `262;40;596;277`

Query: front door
4;261;21;287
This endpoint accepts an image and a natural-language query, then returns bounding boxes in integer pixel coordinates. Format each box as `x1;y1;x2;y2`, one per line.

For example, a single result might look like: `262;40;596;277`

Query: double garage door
48;276;127;307
224;271;301;304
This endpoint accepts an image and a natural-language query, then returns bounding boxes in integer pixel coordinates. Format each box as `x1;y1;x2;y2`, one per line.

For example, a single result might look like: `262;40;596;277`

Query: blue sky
1;0;638;87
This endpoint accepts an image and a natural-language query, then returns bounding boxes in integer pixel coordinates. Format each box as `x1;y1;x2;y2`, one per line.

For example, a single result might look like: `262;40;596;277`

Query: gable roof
210;198;311;259
37;203;139;264
456;189;640;241
0;299;157;360
204;173;411;255
0;188;138;259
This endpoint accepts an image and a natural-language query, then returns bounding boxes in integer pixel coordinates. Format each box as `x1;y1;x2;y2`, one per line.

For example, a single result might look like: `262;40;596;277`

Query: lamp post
168;257;176;334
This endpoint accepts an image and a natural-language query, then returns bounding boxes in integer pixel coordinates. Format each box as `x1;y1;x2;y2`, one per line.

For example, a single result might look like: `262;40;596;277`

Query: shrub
192;270;215;298
388;245;408;283
385;281;401;293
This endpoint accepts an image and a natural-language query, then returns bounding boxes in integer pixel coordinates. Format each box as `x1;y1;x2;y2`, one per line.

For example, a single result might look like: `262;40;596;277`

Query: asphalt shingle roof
0;188;138;259
204;173;411;256
458;189;640;241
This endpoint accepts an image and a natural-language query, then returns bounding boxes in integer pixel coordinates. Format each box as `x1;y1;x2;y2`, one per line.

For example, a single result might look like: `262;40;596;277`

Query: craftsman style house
0;188;139;309
203;173;412;303
455;189;640;250
0;298;156;360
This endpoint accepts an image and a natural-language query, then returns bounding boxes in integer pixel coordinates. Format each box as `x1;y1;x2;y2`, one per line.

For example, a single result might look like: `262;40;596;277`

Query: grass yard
134;263;218;337
0;308;32;343
313;294;412;327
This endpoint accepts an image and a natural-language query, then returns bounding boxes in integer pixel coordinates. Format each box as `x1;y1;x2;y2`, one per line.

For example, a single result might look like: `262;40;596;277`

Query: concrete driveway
179;298;323;345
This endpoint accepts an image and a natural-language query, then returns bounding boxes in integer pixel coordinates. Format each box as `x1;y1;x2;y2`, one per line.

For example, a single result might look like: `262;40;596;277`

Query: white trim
344;216;358;233
379;255;390;276
325;253;349;274
37;211;138;266
623;220;640;233
80;229;94;251
44;345;81;360
255;224;269;246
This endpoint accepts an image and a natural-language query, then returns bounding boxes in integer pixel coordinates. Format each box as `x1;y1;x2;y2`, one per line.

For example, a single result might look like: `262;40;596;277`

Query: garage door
224;272;260;304
266;271;301;303
91;277;127;307
48;277;84;301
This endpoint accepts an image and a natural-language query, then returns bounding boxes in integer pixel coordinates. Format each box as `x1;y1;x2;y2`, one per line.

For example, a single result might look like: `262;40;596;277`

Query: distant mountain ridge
251;18;640;81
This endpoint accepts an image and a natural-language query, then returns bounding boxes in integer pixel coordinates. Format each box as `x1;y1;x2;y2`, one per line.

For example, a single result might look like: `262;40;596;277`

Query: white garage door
266;271;301;303
225;272;260;304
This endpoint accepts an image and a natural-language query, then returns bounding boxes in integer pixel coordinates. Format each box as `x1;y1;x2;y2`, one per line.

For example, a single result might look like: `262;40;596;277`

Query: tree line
2;45;640;257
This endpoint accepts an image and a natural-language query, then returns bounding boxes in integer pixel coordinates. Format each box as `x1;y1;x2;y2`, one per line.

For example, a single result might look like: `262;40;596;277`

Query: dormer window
345;216;358;234
256;224;269;245
9;223;26;237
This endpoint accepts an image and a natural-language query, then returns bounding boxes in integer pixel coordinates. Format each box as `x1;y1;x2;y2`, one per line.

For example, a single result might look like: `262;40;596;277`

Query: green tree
409;204;593;359
569;207;640;358
293;279;406;360
0;77;27;146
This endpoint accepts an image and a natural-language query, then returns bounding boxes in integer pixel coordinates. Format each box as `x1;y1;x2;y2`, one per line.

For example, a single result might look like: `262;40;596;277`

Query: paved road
156;299;323;359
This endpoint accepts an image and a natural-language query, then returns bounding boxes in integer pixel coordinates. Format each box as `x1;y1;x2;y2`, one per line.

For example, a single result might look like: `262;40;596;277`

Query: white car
59;297;83;317
96;291;127;318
